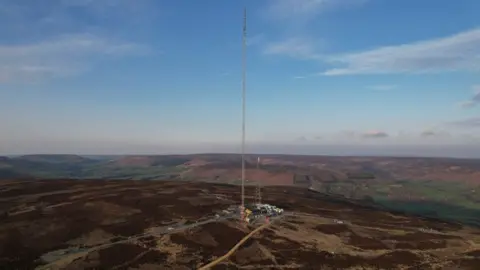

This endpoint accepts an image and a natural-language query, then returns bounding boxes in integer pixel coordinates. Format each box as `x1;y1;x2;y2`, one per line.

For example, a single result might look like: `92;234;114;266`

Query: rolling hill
0;154;479;227
1;179;479;269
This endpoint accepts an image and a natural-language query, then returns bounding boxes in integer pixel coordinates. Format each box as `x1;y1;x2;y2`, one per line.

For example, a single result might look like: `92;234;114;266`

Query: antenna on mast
255;157;262;205
240;7;247;220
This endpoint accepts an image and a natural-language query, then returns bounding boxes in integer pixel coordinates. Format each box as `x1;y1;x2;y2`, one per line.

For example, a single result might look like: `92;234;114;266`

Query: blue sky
1;0;480;157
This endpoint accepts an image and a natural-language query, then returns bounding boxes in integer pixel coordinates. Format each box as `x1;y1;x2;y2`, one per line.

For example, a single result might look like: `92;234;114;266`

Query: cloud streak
448;117;480;128
459;85;480;108
0;0;156;83
321;28;480;75
295;136;308;142
261;0;367;77
265;0;368;21
246;34;266;47
263;37;321;59
421;130;436;137
261;26;480;78
362;131;389;138
0;34;148;83
0;0;158;39
420;130;451;138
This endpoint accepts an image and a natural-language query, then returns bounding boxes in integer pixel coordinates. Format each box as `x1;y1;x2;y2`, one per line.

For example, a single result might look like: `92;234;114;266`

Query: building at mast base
241;203;284;223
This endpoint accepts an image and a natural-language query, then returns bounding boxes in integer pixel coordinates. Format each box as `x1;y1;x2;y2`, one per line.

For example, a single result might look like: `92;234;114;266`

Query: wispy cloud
448;117;480;128
459;85;480;108
0;0;155;83
295;136;308;142
263;37;321;59
459;101;476;108
420;130;436;137
265;0;368;21
246;34;266;47
321;28;480;75
420;130;451;138
368;85;397;91
362;130;389;138
0;34;148;83
0;0;158;40
261;0;367;71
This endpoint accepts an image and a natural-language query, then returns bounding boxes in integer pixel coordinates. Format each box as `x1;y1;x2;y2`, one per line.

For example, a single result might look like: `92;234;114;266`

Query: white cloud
448;117;480;128
263;37;321;59
265;0;368;21
0;34;148;83
459;100;476;108
0;0;156;83
321;28;480;75
0;0;158;37
295;136;308;142
420;130;451;138
362;130;389;138
261;0;367;67
459;85;480;108
421;130;436;137
246;34;266;47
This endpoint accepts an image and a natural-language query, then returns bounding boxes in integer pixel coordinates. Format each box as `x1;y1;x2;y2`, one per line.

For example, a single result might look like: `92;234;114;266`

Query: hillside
1;154;479;183
109;156;191;167
16;155;92;164
0;154;479;226
0;179;479;269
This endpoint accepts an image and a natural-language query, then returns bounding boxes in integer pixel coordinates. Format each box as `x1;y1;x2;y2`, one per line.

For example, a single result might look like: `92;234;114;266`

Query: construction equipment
242;203;283;223
243;208;252;223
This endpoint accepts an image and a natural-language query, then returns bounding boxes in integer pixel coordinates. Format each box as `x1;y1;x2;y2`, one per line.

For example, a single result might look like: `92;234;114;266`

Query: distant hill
0;155;101;180
0;157;28;179
0;169;27;179
110;155;191;167
1;153;479;226
1;153;479;184
80;155;119;159
15;154;93;164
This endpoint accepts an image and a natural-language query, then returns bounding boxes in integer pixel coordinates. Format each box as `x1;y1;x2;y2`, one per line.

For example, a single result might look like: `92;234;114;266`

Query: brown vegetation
0;179;479;269
189;167;295;185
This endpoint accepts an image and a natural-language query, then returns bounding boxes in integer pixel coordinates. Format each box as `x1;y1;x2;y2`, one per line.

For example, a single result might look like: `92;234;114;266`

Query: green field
314;178;480;226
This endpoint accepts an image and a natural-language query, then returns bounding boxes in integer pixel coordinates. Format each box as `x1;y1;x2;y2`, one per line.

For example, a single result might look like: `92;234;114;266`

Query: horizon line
3;152;479;160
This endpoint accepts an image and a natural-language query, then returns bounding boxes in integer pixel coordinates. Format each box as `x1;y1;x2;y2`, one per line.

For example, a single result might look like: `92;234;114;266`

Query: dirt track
1;179;480;269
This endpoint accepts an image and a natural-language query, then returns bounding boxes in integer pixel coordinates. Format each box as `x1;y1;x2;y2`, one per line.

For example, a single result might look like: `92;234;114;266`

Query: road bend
40;212;294;269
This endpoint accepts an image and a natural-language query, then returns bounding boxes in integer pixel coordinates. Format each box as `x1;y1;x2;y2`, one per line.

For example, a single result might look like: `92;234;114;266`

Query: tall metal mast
255;157;262;205
241;7;247;212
